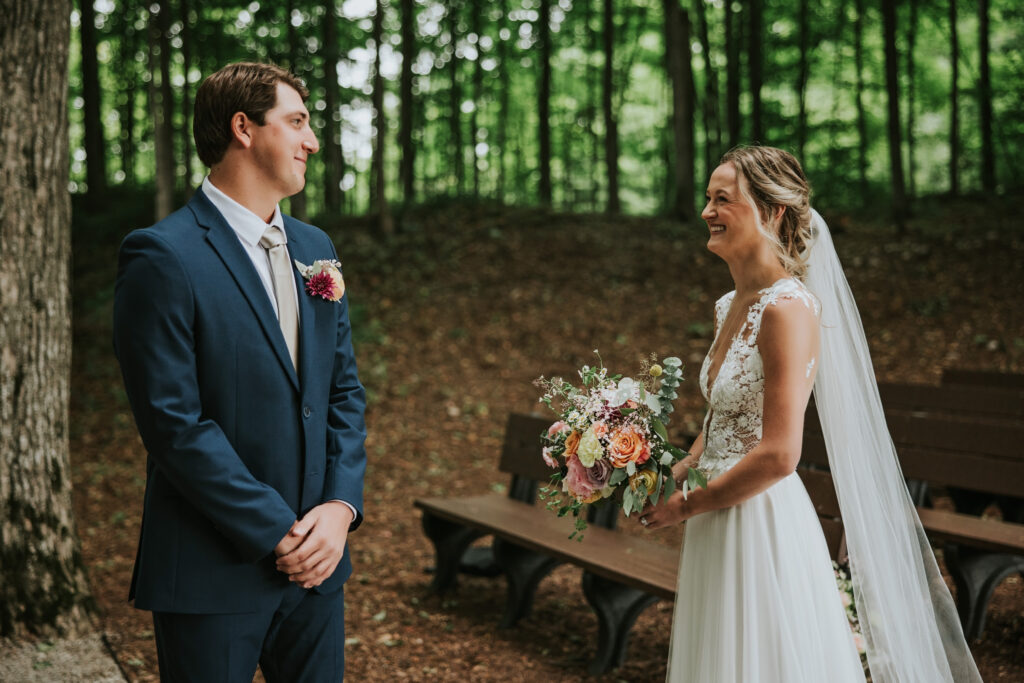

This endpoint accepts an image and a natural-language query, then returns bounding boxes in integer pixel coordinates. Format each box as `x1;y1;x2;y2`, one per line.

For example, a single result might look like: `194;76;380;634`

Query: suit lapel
283;217;321;392
190;190;300;391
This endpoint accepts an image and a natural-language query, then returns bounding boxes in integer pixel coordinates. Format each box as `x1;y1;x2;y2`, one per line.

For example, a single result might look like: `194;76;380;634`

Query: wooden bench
802;406;1024;639
941;368;1024;391
415;413;849;674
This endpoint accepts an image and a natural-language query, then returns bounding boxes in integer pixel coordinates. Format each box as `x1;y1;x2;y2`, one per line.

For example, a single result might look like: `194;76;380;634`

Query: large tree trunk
881;0;908;232
79;0;107;200
399;0;416;207
149;0;175;221
748;0;763;142
695;0;721;174
322;0;346;215
725;0;741;148
796;0;809;160
372;0;394;234
664;0;694;221
585;0;600;210
537;0;552;205
977;0;994;188
286;0;308;221
0;0;94;638
949;0;959;196
602;0;620;214
447;0;464;195
854;0;868;202
180;0;194;197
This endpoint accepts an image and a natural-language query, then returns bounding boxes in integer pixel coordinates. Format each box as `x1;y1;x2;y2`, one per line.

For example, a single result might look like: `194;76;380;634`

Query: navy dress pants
153;584;345;682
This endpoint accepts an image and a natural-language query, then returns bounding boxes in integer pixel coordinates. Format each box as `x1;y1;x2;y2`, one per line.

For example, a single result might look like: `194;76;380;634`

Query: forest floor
69;194;1024;681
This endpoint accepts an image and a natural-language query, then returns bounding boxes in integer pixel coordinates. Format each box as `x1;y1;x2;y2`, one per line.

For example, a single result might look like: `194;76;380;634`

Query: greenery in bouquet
833;560;870;674
534;352;707;540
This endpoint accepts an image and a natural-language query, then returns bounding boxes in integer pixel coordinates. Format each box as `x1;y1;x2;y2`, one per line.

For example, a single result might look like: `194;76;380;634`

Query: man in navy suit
114;62;366;681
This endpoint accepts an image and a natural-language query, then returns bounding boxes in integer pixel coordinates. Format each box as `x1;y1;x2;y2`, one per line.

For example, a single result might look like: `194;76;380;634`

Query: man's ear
230;112;254;150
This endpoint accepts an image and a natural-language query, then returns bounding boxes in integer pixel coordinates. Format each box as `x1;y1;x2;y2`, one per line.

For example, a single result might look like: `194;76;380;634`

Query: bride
638;146;980;682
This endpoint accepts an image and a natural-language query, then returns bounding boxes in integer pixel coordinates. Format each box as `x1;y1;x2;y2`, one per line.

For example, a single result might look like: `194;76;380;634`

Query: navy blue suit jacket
114;189;367;614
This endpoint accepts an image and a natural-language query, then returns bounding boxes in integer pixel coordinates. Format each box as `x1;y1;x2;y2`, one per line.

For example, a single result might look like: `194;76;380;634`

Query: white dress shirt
202;177;356;522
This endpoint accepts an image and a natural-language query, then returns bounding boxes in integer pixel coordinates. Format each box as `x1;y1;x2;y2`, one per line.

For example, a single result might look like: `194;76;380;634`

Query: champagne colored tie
260;225;299;372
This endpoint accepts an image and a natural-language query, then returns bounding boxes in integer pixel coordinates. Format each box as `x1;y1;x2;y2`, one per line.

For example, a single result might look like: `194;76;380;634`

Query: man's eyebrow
287;110;309;120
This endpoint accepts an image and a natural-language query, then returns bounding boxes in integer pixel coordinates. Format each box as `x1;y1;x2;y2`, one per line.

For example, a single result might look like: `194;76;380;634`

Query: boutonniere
294;259;345;302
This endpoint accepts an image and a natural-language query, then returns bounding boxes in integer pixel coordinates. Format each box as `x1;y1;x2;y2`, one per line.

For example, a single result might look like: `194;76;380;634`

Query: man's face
249;82;319;199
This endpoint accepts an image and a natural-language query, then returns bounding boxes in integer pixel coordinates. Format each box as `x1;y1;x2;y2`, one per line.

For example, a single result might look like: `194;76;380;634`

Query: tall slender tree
1;0;94;638
446;0;464;195
949;0;960;196
725;0;741;147
881;0;908;231
372;0;394;233
149;0;175;220
748;0;764;142
494;0;510;201
603;0;620;213
322;0;346;215
117;9;138;186
853;0;869;202
399;0;416;206
470;0;484;199
696;0;721;175
79;0;107;199
538;0;553;205
978;0;994;188
286;0;309;221
796;0;810;160
664;0;695;221
180;0;194;195
905;0;917;198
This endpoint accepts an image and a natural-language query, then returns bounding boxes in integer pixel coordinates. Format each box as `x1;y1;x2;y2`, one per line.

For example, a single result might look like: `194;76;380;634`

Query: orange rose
607;425;651;467
564;430;581;457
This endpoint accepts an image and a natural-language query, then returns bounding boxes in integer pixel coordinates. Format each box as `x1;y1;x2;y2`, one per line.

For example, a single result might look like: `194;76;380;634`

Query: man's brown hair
193;62;309;167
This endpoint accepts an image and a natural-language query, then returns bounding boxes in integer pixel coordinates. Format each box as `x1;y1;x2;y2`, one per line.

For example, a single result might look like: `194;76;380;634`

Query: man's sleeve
321;239;368;531
113;229;295;561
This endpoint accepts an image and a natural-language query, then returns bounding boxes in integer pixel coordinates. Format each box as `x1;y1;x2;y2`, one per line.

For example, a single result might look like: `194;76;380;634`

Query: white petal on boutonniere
294;259;345;302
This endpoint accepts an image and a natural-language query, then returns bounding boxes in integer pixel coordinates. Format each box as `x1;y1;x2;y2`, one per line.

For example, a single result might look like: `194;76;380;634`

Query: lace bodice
697;278;820;480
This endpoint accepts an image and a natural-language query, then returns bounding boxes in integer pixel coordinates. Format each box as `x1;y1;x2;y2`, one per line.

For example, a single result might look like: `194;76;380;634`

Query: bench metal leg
945;544;1024;640
421;512;486;594
492;537;561;629
581;571;659;675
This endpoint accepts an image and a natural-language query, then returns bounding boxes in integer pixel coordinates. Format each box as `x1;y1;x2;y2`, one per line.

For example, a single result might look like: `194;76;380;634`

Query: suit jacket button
302;406;312;418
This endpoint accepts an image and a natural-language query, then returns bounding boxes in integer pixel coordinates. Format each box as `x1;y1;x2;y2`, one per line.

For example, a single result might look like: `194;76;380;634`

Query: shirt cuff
327;499;358;523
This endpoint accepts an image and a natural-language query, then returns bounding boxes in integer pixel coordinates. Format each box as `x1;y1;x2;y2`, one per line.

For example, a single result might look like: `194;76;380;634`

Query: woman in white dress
639;146;980;682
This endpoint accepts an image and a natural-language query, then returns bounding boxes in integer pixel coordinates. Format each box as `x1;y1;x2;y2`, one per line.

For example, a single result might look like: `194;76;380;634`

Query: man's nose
304;129;320;154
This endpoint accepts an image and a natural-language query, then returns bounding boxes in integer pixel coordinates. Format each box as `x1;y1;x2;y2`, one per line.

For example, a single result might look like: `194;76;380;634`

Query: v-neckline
704;278;790;397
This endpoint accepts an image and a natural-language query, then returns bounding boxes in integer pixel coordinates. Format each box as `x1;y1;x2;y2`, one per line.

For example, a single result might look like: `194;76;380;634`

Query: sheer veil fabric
805;209;981;682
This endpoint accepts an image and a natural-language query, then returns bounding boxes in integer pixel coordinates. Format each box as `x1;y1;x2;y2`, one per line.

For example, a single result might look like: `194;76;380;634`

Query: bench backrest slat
942;369;1024;390
877;382;1024;421
499;413;559;482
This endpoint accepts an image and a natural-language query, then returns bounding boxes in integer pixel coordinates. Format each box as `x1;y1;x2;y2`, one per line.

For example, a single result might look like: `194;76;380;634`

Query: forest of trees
68;0;1023;224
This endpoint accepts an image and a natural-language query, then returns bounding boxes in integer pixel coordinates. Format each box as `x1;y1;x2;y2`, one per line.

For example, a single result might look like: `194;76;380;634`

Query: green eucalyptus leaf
651;418;669;442
626;460;637;476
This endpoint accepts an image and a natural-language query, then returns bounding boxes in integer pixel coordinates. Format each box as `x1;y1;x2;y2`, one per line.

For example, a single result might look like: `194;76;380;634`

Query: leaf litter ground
70;197;1024;681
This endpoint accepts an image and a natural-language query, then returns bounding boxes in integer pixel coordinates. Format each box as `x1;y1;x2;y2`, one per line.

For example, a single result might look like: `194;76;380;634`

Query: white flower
603;377;637;407
644;392;661;414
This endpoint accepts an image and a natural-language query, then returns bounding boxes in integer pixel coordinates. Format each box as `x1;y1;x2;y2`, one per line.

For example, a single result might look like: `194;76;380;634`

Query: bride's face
701;163;762;260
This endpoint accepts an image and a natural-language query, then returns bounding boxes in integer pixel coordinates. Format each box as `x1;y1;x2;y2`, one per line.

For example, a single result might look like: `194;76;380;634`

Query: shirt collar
202;176;285;247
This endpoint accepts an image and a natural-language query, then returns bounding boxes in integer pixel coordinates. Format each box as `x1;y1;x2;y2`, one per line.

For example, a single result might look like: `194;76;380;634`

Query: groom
114;62;366;681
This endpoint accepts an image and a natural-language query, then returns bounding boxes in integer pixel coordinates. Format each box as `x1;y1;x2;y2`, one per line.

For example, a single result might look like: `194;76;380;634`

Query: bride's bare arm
643;296;819;528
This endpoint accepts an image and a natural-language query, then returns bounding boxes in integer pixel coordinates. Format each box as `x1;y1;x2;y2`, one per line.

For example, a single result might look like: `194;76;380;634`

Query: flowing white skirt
666;472;866;683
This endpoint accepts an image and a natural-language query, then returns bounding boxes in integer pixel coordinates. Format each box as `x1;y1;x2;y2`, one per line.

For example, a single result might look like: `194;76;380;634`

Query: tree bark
664;0;694;221
149;0;176;221
372;0;394;234
118;12;138;185
695;0;721;174
286;0;308;221
399;0;416;206
180;0;194;196
0;0;94;638
977;0;994;188
853;0;868;202
602;0;620;213
725;0;741;148
748;0;763;142
322;0;346;215
470;0;483;199
881;0;908;231
79;0;107;199
538;0;552;205
495;0;509;202
447;0;464;195
796;0;809;160
949;0;959;196
905;0;916;198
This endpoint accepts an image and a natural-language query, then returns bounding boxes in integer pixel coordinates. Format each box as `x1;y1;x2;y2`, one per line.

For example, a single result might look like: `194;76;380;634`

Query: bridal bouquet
535;353;707;539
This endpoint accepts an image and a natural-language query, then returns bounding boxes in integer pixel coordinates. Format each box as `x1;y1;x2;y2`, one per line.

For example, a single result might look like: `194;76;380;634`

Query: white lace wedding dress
666;278;866;682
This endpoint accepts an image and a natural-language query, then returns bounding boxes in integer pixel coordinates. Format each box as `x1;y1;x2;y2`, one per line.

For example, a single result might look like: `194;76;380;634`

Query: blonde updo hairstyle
720;145;813;280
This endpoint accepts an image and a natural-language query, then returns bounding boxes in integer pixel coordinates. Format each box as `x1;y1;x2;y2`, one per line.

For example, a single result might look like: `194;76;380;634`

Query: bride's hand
637;491;694;530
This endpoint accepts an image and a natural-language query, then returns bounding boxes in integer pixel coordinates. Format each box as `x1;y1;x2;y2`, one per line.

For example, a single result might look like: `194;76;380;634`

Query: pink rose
547;421;570;438
542;446;558;469
564;454;599;500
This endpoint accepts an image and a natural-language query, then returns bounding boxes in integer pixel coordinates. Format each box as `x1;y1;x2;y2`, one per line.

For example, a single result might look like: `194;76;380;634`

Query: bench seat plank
916;508;1024;554
415;494;680;600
